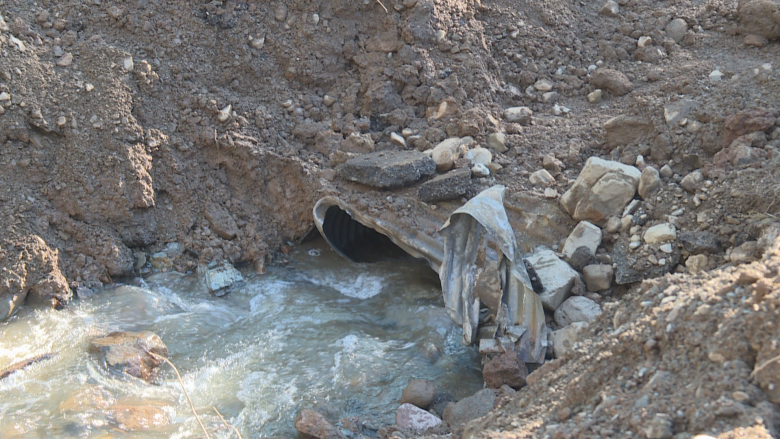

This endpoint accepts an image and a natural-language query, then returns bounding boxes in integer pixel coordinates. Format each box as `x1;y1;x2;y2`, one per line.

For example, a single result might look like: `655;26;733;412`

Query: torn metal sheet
438;186;546;363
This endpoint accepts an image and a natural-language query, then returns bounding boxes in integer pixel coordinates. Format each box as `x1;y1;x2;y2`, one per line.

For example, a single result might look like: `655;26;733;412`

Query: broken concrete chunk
419;168;471;202
554;296;602;327
560;157;641;223
549;321;588;357
582;264;614;291
199;261;244;296
562;221;603;259
337;151;435;188
396;404;442;431
525;247;580;310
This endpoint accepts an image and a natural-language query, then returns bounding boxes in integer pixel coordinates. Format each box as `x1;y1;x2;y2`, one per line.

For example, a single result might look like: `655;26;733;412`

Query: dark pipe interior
322;206;408;263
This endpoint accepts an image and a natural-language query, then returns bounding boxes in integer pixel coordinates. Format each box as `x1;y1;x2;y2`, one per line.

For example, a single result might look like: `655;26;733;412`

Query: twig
750;354;780;379
146;350;212;439
213;407;244;439
0;353;55;380
375;0;389;13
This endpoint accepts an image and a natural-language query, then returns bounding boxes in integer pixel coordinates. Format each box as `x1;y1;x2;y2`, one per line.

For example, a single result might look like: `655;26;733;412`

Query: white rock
549;322;588;357
637;36;653;48
199;261;244;296
560;157;641;223
638;166;661;199
396;403;442;431
554;296;602;327
582;264;613;291
123;56;134;72
534;79;553;92
0;92;10;101
218;104;232;122
529;169;555;186
526;247;580;310
544;188;558;198
562;221;602;258
464;147;492;166
644;223;677;244
587;89;603;104
485;133;507;153
323;95;336;106
504;106;533;125
659;243;673;253
472;163;490;177
431;138;463;172
709;70;724;82
390;132;407;148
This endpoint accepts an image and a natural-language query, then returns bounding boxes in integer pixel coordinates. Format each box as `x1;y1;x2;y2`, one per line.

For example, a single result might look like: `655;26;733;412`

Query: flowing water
0;239;483;439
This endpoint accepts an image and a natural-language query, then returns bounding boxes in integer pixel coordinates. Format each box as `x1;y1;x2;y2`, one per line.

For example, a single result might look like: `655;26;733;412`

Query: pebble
472;163;490;177
249;36;265;49
0;92;10;101
323;95;336;106
123;56;134;72
57;52;73;67
56;116;67;126
660;164;673;178
709;70;724;82
31;108;43;119
218;104;231;122
390;132;406;148
486;133;507;153
274;4;288;22
599;0;620;17
534;79;553;92
644;223;676;244
530;169;555;186
671;208;684;216
544;188;558;198
659;243;673;253
637;36;652;48
587;89;602;104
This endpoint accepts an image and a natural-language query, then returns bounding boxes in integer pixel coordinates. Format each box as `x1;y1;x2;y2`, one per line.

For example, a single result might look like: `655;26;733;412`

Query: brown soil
1;0;779;436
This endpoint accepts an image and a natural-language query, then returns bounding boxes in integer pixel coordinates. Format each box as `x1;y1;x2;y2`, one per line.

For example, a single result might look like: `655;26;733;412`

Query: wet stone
337;151;435;189
400;379;437;409
89;331;169;382
295;409;346;439
418;167;470;202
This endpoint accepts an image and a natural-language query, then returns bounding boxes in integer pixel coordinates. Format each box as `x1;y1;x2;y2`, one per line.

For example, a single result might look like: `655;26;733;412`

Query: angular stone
679;231;721;254
529;169;555;186
199;261;244;296
418;168;470;202
337;151;435;188
591;69;633;96
737;0;780;39
89;331;169;382
205;202;238;240
525;247;580;310
295;409;346;439
567;246;596;271
680;170;703;193
482;352;528;389
431;137;464;172
486;133;507;153
744;34;769;47
685;254;709;273
644;223;677;244
396;404;442;431
583;264;614;291
562;221;603;259
604;115;654;147
400;379;437;409
341;133;374;154
472;163;490;177
723;108;776;147
638;167;661;199
554;296;602;327
464;147;492;166
664;100;700;126
561;157;641;223
599;0;620;17
504;107;533;125
665;18;689;43
442;389;497;428
730;241;760;263
549;321;588;357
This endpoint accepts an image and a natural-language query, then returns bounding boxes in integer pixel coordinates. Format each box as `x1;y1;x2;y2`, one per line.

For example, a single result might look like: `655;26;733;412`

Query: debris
337;151;436;188
525;247;579;310
418;168;471;202
0;353;55;380
198;261;244;296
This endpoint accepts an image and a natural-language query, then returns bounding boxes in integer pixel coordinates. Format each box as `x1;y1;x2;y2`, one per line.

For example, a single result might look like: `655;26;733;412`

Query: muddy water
0;239;483;438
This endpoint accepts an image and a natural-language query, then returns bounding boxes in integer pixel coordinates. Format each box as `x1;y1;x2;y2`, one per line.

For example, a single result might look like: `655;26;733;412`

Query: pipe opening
322;205;408;263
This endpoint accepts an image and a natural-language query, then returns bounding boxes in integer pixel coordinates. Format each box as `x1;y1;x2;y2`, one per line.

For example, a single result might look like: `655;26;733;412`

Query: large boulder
337;151;436;189
400;379;437;409
560;157;641;224
295;409;346;439
442;389;497;428
737;0;780;39
482;352;528;389
89;331;169;382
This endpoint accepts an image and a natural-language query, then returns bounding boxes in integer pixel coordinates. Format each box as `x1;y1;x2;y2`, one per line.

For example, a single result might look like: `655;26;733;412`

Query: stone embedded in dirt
293;122;327;145
604;114;654;147
554;296;602;327
485;133;507;153
599;0;620;17
583;264;614;291
529;169;554;187
274;3;288;22
56;52;73;67
644;223;677;244
534;79;553;92
525;247;579;310
431;137;465;172
442;388;497;428
680;170;703;193
685;254;709;273
664;99;700;126
737;0;780;39
365;30;403;53
472;163;490;177
205;202;238;240
744;34;769;47
337;151;435;189
612;236;681;284
482;351;528;389
395;403;442;431
504;106;533;125
295;409;346;439
679;231;721;254
587;89;602;104
645;414;674;439
89;331;169;382
400;379;437;409
729;241;760;263
464;147;492;166
591;69;632;96
549;321;588;357
390;132;407;148
723;108;776;147
418;168;471;202
638;167;661;199
561;157;641;224
665;18;688;44
562;221;602;259
340;133;374;154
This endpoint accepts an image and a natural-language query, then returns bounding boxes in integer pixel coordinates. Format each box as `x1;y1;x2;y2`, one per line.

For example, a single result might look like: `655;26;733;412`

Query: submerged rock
337;151;436;188
89;331;169;382
295;409;346;439
400;379;437;409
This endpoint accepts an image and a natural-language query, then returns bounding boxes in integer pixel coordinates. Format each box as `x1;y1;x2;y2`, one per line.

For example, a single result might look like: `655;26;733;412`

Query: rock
638;167;661;199
419;168;471;202
295;409;346;439
604;115;655;147
680;170;703;193
504;107;533;125
685;254;709;273
664;100;700;126
464;147;492;166
562;221;603;259
395;404;442;431
341;133;375;154
554;296;602;327
0;12;7;32
645;415;673;439
431;138;464;172
544;188;558;198
529;169;555;186
591;69;633;96
737;0;780;39
665;18;688;43
753;345;780;403
89;331;169;382
294;123;327;144
525;247;580;310
390;132;407;148
199;261;244;296
644;223;677;244
567;246;596;271
366;31;403;53
543;154;564;174
587;89;603;104
723;108;776;147
730;241;760;263
337;151;435;188
534;79;553;92
472;163;490;177
637;36;653;48
549;321;588;357
486;133;507;153
612;236;681;284
482;352;528;389
401;379;437;409
205;202;238;240
744;34;769;47
660;165;673;178
599;0;620;17
313;130;342;155
149;252;172;270
583;264;614;291
679;231;721;254
274;4;288;22
442;389;497;428
561;158;641;224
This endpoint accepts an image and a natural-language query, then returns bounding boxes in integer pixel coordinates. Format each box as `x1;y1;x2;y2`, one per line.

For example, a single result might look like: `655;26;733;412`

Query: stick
213;407;244;439
146;350;212;439
750;354;780;379
375;0;389;13
0;353;55;380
